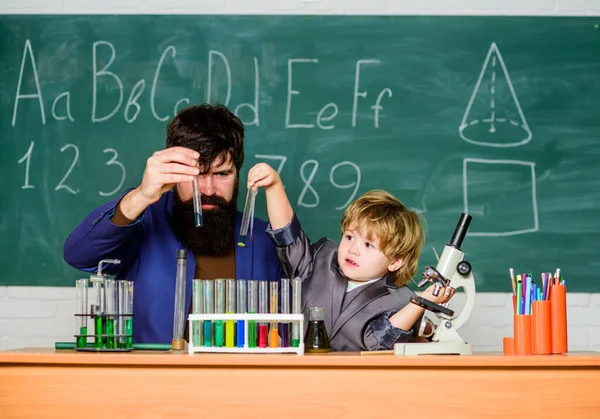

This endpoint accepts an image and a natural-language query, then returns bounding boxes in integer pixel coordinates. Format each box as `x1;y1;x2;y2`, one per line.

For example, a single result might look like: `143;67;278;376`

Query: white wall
1;0;599;352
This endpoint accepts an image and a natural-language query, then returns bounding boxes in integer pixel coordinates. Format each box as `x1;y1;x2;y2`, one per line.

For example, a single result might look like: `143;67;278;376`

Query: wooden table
1;348;599;418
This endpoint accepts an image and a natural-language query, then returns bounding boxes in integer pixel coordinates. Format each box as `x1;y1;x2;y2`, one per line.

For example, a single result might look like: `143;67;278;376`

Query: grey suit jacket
266;215;420;351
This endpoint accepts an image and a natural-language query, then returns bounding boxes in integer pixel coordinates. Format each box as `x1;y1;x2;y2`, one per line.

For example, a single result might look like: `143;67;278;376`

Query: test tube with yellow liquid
225;279;236;348
269;282;279;348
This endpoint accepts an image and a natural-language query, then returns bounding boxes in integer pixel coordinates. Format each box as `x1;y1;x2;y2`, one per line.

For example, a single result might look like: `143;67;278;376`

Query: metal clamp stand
395;213;475;356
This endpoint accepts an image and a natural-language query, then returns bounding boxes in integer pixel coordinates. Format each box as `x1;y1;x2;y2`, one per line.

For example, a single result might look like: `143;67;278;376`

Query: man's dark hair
166;104;244;173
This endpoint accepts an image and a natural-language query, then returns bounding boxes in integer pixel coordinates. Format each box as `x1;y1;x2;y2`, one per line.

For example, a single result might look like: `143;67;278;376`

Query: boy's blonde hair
341;190;424;287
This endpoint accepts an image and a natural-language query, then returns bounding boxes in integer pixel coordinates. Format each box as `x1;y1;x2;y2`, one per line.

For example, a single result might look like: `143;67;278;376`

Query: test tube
247;280;258;348
258;280;268;348
215;279;226;347
203;280;214;347
236;280;247;348
291;278;302;348
125;281;134;348
225;279;236;348
238;188;257;247
105;278;117;349
117;280;125;348
280;278;290;348
269;281;279;348
92;280;104;349
172;249;187;351
192;279;204;347
192;175;203;227
118;280;132;349
75;278;88;349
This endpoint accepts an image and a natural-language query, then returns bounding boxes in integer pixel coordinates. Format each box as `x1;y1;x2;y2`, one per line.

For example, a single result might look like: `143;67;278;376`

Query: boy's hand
247;163;282;190
420;283;455;305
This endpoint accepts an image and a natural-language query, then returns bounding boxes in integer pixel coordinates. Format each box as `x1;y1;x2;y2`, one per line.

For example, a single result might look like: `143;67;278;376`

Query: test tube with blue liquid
236;280;247;348
238;188;257;247
247;280;258;348
225;279;236;348
203;280;214;347
258;280;268;348
215;279;225;347
75;279;88;349
280;278;290;348
192;279;204;347
291;278;302;348
192;175;203;227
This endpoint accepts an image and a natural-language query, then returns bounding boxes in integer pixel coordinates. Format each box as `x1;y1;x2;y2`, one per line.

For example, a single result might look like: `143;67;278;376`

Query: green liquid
192;321;202;347
94;316;104;349
77;326;87;348
291;338;300;348
125;318;133;349
248;320;256;348
106;318;115;349
215;320;224;347
203;321;213;347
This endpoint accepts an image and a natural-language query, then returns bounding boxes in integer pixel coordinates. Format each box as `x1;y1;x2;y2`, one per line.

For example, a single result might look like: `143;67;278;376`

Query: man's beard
172;182;238;256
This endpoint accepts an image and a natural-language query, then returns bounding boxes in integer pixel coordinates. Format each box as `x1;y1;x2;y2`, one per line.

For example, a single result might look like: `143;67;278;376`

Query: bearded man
64;104;282;343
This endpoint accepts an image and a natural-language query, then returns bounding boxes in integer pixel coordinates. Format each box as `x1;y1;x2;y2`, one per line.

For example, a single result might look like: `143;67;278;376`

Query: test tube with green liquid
118;280;134;349
192;279;204;347
269;281;279;348
105;278;117;349
117;280;125;348
247;280;258;348
225;279;236;348
280;278;290;348
258;280;268;348
75;278;88;349
215;279;225;347
92;281;104;349
203;280;214;347
291;278;302;348
236;279;247;348
124;280;134;348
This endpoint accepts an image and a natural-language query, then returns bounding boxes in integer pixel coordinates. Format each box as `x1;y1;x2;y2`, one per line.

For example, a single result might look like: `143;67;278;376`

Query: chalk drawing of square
463;158;538;236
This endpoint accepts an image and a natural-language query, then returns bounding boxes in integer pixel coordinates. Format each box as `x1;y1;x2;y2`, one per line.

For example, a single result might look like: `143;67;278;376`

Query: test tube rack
187;313;305;355
74;313;134;352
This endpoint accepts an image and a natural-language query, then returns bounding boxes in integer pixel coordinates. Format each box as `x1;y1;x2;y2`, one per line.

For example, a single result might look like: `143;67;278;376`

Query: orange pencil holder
503;336;514;355
532;300;551;355
550;285;568;354
513;314;532;355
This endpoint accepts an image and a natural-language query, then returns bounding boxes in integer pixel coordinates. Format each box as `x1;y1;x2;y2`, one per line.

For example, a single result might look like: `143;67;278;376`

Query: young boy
247;163;454;351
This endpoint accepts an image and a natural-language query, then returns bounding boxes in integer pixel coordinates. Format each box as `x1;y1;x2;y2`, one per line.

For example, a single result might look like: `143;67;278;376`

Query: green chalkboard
1;16;599;291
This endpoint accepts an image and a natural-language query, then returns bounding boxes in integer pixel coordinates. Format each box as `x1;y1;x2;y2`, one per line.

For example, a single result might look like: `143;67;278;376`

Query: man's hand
138;147;200;206
112;147;200;225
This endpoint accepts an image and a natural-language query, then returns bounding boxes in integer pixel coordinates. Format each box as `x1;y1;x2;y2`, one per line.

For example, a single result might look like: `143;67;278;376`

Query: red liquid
258;324;268;348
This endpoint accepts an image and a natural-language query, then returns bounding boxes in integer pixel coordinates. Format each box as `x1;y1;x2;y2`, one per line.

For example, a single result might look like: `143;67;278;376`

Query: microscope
394;213;475;356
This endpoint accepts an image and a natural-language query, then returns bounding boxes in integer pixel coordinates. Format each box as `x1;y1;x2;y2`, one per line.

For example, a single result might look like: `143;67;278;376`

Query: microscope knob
457;261;472;276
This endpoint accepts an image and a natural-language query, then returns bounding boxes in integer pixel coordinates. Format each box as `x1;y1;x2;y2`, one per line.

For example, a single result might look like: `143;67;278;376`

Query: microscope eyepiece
449;213;472;250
